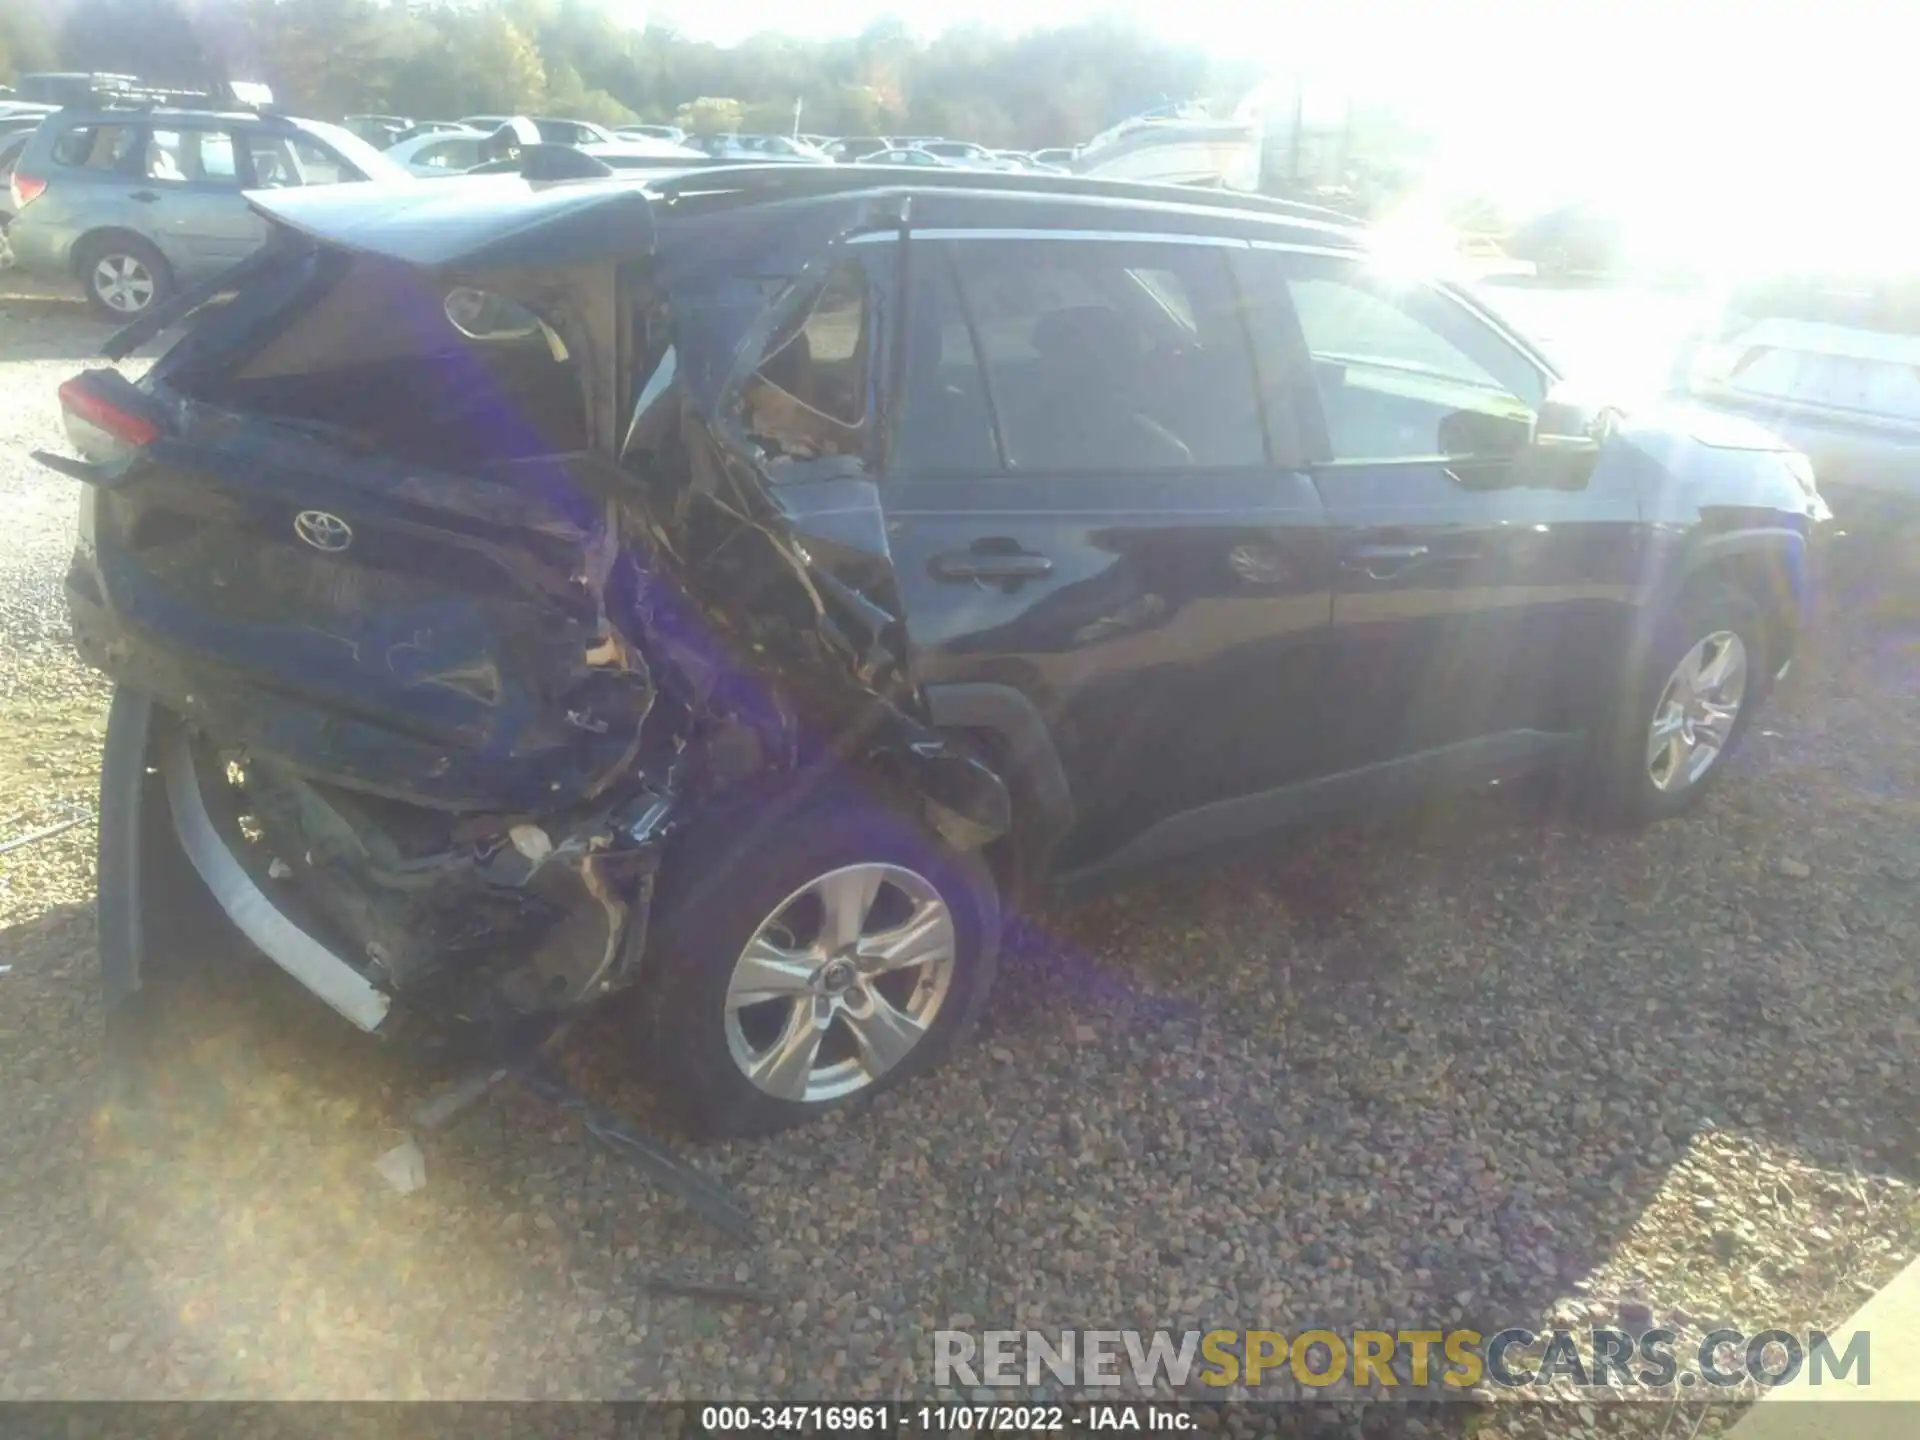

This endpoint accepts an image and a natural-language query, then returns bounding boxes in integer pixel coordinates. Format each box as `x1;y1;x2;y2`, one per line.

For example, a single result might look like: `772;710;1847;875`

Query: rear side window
943;237;1265;472
50;123;137;172
740;260;871;464
144;127;240;186
413;138;482;171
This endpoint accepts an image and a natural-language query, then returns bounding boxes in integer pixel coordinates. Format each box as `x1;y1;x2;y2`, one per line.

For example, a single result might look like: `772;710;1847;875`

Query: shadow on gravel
11;576;1919;1406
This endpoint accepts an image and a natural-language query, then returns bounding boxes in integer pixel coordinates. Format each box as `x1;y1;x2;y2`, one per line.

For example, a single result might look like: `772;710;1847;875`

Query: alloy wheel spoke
843;989;926;1079
1694;639;1739;693
856;902;952;978
1695;701;1738;744
727;936;818;1008
748;996;832;1100
815;866;883;952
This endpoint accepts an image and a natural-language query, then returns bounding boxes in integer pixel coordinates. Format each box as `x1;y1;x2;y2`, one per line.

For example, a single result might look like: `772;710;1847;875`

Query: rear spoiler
243;174;656;272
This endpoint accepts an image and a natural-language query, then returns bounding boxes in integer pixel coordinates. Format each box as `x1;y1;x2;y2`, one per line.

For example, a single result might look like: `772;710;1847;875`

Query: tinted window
414;138;481;171
144;127;240;186
50;122;137;172
949;238;1265;471
893;245;1000;475
740;260;870;464
1242;250;1545;462
240;132;358;188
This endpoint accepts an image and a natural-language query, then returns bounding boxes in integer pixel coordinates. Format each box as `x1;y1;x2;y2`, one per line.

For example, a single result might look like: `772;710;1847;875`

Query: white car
1676;275;1920;526
861;147;959;168
385;128;490;177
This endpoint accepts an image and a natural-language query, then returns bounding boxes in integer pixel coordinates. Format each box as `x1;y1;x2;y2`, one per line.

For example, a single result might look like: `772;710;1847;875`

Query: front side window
945;238;1265;472
1243;250;1545;462
739;259;871;465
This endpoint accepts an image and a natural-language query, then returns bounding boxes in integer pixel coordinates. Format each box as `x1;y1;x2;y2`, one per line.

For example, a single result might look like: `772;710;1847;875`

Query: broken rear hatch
61;177;666;814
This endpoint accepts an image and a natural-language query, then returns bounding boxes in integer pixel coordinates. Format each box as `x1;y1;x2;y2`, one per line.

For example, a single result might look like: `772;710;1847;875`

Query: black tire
76;233;174;321
640;789;1001;1139
1583;581;1769;827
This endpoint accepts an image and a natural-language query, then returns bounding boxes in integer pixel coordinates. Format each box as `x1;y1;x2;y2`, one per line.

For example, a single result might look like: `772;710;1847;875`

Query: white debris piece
373;1136;427;1195
509;824;553;862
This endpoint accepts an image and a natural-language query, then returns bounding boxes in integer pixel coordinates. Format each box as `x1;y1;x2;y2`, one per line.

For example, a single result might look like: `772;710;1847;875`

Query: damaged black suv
51;163;1825;1137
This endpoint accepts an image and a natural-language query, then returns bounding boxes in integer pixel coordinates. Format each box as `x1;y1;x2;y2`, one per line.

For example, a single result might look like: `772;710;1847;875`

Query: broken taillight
59;375;160;452
9;171;46;210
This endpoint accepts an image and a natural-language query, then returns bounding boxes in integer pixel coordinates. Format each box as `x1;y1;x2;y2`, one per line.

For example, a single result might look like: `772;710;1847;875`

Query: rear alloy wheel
643;795;999;1138
725;863;957;1104
80;237;173;320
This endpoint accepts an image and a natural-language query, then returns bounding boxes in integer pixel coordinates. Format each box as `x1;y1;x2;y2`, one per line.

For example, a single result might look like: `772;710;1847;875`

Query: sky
617;0;1912;269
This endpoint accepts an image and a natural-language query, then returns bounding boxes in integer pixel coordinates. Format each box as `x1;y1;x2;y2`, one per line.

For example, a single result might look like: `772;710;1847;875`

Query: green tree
675;96;743;136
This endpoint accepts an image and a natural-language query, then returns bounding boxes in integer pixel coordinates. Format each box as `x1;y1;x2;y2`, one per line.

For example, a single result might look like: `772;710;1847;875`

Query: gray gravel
2;286;1918;1435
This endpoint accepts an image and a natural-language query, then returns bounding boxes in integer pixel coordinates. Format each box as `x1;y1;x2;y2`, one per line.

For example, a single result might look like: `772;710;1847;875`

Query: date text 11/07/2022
700;1405;1194;1432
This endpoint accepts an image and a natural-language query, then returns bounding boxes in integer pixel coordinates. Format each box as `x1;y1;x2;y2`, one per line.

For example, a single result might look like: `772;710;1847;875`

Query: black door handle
128;191;161;203
932;545;1053;582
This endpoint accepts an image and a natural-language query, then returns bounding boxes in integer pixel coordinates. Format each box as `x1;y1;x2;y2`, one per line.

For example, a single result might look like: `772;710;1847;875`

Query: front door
1236;246;1644;780
883;231;1334;874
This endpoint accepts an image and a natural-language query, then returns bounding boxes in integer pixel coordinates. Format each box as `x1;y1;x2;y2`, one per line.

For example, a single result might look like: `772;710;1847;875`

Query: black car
49;165;1825;1138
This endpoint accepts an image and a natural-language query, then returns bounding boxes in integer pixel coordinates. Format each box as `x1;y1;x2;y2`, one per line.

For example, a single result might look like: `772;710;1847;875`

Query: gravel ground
3;283;1919;1435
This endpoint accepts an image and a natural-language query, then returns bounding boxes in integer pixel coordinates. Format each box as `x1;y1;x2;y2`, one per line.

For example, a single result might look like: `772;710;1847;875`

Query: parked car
824;136;891;163
463;138;704;175
343;114;413;147
1032;147;1077;168
615;123;687;144
689;133;831;163
7;106;409;317
0;132;33;237
918;139;1019;170
50;165;1823;1141
860;147;958;168
1672;271;1920;531
458;115;616;147
390;120;475;144
385;127;491;177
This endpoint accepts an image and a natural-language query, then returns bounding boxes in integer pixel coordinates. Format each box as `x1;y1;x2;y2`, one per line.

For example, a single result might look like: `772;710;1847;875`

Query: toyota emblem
293;510;353;553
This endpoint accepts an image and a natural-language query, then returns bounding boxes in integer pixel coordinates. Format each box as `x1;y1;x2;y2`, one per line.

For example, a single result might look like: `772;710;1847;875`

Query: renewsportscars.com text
933;1327;1870;1392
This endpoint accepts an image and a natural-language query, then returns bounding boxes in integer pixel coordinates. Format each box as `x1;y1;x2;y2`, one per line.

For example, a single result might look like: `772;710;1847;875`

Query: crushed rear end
55;175;1008;1043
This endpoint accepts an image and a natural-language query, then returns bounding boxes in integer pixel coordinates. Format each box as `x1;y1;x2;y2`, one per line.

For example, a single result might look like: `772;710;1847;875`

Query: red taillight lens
10;171;46;210
59;378;159;447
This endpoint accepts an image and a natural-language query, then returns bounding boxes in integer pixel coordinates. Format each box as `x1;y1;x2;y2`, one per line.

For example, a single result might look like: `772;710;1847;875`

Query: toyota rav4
46;163;1826;1137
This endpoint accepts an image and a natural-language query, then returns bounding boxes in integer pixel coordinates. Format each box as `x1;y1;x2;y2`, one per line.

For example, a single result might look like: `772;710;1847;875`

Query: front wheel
1584;581;1768;826
640;794;1000;1138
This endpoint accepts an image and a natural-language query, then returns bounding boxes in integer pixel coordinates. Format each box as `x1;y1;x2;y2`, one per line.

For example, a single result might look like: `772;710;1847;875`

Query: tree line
0;0;1264;146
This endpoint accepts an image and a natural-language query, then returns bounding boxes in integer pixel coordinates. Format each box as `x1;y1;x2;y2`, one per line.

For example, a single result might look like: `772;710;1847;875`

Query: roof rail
643;162;1365;233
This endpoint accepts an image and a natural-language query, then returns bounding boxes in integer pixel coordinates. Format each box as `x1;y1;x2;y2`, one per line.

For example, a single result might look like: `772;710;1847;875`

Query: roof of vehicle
245;163;1365;273
41;103;312;129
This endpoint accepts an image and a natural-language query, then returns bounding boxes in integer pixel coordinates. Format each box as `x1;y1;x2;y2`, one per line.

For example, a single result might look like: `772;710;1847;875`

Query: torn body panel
64;189;1008;1038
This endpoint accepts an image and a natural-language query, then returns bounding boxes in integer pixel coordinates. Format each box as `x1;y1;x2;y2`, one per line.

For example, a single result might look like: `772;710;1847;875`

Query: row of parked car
342;111;1076;176
0;92;1089;317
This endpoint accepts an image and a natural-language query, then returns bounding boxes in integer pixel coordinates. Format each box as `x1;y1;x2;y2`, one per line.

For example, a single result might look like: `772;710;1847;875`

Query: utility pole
792;96;803;138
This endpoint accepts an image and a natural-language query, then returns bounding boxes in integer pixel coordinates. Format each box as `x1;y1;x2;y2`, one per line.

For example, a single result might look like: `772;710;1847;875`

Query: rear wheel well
71;228;165;277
